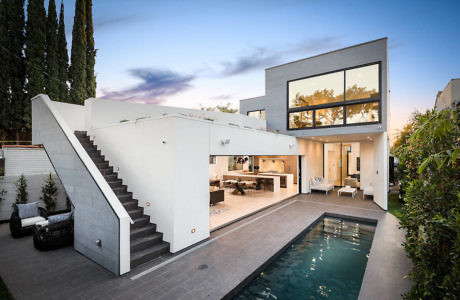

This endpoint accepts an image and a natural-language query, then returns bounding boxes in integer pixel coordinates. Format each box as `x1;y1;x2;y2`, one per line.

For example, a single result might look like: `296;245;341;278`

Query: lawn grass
0;276;14;300
388;192;403;220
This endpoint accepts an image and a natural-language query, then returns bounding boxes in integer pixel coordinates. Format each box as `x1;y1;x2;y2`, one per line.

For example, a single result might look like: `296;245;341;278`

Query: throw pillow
17;202;39;219
48;212;73;225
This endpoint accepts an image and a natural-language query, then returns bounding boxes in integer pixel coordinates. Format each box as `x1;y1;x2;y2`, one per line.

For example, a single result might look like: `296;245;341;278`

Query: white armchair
310;177;334;195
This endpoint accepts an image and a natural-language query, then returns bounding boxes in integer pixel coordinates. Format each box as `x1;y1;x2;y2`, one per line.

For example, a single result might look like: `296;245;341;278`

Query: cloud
101;68;195;104
220;48;281;76
220;36;341;76
94;14;146;31
209;93;235;101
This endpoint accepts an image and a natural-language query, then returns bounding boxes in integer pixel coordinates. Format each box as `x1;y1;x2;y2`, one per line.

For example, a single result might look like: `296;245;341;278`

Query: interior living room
209;155;298;230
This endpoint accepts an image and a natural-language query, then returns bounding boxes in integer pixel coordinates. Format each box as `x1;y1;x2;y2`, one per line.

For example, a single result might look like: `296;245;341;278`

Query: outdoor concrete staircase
74;131;170;268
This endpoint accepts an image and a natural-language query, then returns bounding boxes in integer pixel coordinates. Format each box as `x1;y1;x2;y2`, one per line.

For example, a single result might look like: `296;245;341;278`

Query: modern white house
31;38;389;276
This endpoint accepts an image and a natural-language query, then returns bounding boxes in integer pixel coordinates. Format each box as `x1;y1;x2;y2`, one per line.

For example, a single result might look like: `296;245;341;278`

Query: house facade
31;38;389;275
241;37;389;209
435;78;460;110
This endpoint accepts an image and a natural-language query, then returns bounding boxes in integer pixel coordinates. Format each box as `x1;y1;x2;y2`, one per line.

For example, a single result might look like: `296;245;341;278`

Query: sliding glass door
324;142;360;187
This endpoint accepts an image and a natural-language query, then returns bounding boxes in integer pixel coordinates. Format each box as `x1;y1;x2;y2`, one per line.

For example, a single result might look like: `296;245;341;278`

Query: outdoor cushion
21;216;46;228
17;202;39;219
48;212;72;225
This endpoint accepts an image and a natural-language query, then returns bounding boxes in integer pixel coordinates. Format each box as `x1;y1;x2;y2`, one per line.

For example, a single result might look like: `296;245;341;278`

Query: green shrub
15;174;28;205
397;108;459;299
40;173;58;212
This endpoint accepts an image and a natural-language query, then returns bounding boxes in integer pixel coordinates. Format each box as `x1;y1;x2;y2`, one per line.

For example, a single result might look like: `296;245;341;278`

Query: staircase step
99;167;114;175
74;130;87;136
112;185;128;195
118;193;133;202
131;215;150;228
86;148;101;155
130;243;170;268
91;156;106;163
80;141;95;149
95;161;110;169
122;200;139;211
107;179;123;188
127;207;143;219
130;223;156;240
130;233;163;252
103;173;118;181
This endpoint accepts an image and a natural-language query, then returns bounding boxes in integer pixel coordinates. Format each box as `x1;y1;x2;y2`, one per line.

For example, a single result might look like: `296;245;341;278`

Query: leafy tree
0;0;9;140
200;103;238;113
85;0;96;98
69;0;87;105
57;0;69;102
15;174;28;205
6;0;26;142
25;0;47;127
40;173;58;211
397;108;459;299
45;0;59;101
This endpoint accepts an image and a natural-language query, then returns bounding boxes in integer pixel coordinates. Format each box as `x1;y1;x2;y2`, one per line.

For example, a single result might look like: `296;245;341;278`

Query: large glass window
287;63;381;130
288;71;344;108
316;107;343;127
345;64;379;101
247;110;266;120
346;102;379;124
289;111;313;128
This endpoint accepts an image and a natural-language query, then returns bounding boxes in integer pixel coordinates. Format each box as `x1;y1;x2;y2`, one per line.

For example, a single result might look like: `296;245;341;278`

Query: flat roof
266;37;388;71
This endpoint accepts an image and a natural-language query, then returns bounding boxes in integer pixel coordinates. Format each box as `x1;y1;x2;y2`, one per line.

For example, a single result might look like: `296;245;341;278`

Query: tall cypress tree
85;0;96;98
69;0;86;105
0;0;9;139
57;1;69;102
6;0;26;142
45;0;59;101
25;0;47;132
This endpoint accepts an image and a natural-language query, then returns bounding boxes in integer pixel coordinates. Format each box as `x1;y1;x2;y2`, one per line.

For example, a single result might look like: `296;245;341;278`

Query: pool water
235;217;376;300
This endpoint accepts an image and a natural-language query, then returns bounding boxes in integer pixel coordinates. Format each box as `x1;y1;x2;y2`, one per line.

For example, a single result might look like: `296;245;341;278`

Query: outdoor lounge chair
310;177;334;195
33;212;73;251
9;202;48;238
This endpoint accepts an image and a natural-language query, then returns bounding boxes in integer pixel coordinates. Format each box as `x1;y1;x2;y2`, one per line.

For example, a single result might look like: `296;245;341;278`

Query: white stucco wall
373;132;388;209
85;98;266;131
297;139;323;192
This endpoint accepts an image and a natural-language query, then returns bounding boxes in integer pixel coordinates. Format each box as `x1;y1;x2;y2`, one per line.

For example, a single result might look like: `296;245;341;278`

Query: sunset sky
58;0;460;141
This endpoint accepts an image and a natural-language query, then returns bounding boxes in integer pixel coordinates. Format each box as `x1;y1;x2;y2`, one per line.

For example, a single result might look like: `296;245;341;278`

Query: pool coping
223;212;379;299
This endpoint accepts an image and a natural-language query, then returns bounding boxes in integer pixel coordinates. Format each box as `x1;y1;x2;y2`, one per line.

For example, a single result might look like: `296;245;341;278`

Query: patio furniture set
9;202;73;250
310;177;374;199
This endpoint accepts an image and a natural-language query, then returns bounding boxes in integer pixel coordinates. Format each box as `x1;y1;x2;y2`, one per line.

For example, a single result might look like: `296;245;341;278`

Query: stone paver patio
0;192;412;299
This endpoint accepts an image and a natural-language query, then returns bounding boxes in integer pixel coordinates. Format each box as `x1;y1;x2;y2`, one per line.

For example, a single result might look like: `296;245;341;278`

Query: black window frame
247;109;266;120
286;61;382;131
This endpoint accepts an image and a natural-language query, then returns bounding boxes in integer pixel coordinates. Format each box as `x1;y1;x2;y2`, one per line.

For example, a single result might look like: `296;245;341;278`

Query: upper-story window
247;109;266;120
287;63;381;130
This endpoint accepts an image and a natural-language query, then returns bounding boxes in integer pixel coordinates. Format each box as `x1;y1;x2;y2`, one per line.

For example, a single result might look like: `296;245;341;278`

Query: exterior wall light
221;139;230;145
162;141;166;144
289;143;294;148
96;239;101;247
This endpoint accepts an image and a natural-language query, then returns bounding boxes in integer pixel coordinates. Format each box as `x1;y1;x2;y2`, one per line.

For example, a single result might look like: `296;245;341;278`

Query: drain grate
198;264;208;270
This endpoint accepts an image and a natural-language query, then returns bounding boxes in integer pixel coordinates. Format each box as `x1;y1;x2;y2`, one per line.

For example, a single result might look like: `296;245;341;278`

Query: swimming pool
234;216;376;299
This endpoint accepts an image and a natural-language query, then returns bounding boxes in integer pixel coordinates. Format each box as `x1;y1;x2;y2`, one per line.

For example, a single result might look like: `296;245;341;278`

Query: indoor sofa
310;177;334;195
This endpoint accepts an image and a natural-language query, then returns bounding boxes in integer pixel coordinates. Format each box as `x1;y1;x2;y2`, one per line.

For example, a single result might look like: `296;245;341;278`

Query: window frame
247;109;266;120
286;61;382;131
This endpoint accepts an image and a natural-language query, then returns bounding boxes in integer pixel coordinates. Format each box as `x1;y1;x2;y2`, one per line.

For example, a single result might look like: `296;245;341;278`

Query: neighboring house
3;145;55;176
435;78;460;110
31;38;389;275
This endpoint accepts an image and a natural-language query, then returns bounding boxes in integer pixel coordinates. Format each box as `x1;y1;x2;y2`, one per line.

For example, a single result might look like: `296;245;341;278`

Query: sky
57;0;460;141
